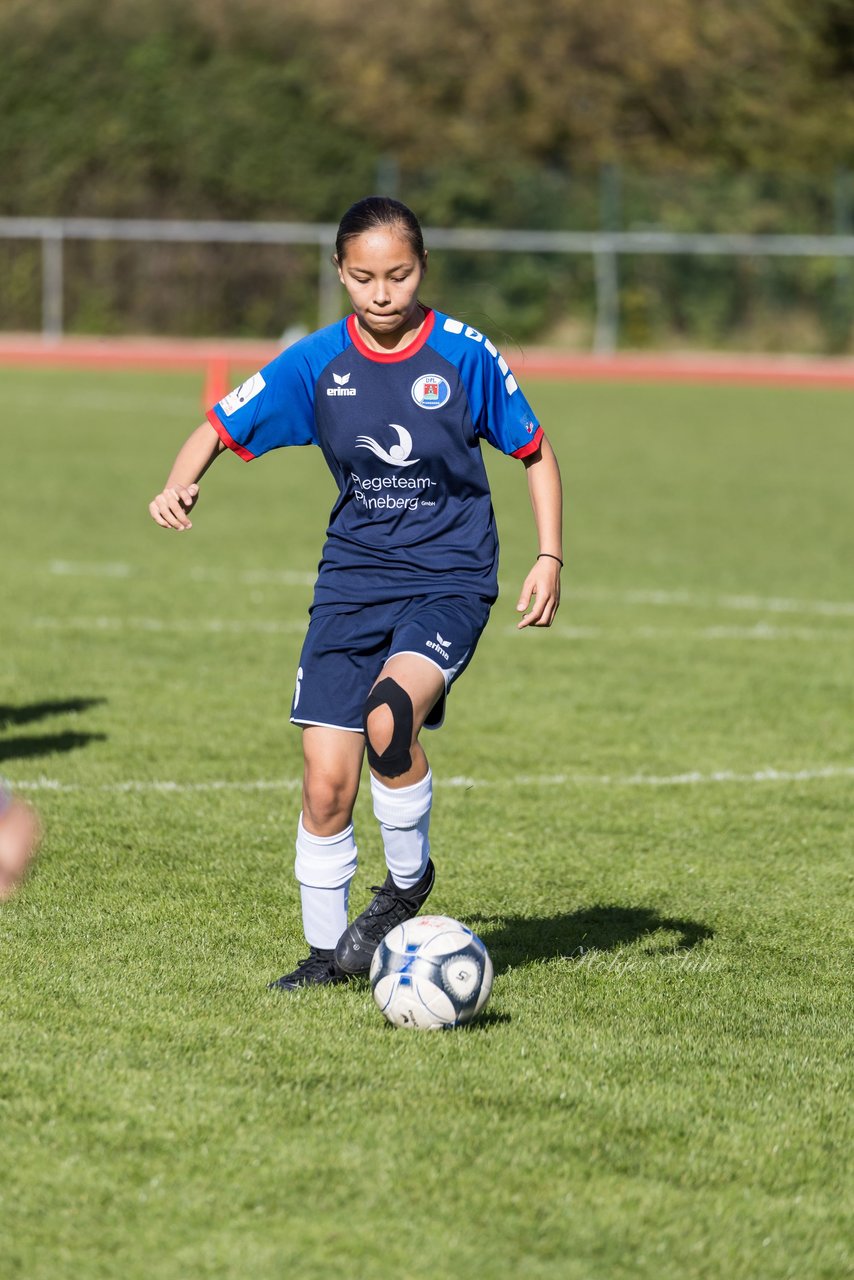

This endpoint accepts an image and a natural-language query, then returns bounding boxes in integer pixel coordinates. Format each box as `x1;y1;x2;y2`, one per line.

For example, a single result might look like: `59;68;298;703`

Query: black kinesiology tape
362;678;414;778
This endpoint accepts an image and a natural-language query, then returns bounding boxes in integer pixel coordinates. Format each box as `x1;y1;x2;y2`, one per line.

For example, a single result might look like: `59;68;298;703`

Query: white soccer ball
369;914;494;1030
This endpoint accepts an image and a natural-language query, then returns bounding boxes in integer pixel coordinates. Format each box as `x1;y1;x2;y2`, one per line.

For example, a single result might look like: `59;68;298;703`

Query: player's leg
362;651;443;787
301;724;365;836
335;654;445;975
270;726;364;990
335;597;492;975
363;649;443;882
271;602;379;991
299;723;365;942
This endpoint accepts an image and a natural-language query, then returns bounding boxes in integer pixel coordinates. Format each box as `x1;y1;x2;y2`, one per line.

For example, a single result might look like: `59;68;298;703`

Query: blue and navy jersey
207;308;543;604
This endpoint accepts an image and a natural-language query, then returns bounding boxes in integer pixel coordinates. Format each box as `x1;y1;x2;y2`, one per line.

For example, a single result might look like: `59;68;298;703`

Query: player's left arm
516;433;563;630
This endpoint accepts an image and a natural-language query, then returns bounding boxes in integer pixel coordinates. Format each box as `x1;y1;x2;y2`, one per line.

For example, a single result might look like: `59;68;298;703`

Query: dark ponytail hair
335;196;425;263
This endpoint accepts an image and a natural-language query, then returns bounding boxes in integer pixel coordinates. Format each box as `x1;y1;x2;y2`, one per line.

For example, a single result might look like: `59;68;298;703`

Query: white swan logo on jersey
356;424;421;467
327;372;357;397
442;317;518;396
411;374;451;410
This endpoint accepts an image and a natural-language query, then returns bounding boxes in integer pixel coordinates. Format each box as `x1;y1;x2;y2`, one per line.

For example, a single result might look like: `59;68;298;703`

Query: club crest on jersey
356;424;421;467
327;371;357;397
411;373;450;410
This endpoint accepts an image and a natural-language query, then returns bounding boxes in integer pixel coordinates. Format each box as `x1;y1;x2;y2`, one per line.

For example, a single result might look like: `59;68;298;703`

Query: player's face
337;228;426;345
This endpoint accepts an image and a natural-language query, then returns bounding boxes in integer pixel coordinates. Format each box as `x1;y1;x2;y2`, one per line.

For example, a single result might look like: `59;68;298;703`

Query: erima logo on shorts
218;372;266;417
356;424;420;467
411;374;451;410
442;318;518;396
327;372;357;397
426;632;451;660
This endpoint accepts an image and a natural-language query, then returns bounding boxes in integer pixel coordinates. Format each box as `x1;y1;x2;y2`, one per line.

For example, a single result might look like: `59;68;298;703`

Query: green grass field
1;364;851;1279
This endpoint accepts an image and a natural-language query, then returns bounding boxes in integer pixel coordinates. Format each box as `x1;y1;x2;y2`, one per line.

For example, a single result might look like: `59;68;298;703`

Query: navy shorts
290;595;492;733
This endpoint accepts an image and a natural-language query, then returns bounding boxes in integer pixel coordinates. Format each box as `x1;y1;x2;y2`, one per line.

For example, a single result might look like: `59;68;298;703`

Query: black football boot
268;946;349;991
334;859;435;976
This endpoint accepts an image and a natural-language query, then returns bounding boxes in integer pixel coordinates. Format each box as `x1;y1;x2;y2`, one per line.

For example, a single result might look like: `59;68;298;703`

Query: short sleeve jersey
207;308;543;605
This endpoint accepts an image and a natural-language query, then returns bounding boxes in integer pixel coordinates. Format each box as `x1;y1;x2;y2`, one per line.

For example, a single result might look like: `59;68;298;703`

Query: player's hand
516;558;561;629
148;483;200;530
0;797;41;901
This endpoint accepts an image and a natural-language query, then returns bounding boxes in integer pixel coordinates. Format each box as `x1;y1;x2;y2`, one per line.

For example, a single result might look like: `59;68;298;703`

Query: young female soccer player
149;197;563;989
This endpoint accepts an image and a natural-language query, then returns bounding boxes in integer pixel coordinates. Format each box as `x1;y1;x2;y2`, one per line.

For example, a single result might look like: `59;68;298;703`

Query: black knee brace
362;678;413;779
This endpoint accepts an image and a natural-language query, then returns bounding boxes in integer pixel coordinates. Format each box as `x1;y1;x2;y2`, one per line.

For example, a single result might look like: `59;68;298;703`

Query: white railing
3;216;854;354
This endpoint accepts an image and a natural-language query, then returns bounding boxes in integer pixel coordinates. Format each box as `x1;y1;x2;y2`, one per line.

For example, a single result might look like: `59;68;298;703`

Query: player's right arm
149;421;226;530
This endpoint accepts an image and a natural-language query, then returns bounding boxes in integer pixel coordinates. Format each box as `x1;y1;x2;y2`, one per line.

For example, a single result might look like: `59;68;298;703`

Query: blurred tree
287;0;854;172
1;0;852;345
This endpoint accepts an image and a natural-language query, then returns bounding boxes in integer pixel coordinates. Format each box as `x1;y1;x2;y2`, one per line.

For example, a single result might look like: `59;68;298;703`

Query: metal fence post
833;168;852;348
593;237;619;355
42;224;64;342
376;155;400;199
318;240;343;328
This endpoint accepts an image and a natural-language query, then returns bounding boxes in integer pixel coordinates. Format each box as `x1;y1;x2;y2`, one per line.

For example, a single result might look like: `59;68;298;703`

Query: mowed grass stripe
0;365;851;1280
42;557;854;616
20;614;854;643
7;763;854;793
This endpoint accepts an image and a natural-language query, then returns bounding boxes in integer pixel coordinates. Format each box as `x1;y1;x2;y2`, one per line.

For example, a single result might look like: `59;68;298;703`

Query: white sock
294;815;357;949
371;769;432;891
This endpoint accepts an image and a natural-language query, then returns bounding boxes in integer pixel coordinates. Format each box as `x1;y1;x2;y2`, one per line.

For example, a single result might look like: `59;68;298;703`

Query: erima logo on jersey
426;632;451;660
218;372;266;417
411;374;451;410
356;424;420;467
327;371;356;397
442;318;518;396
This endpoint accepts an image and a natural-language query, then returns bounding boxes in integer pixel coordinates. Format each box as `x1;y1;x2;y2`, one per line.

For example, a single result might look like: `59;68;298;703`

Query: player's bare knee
362;678;413;779
302;770;355;833
365;703;395;757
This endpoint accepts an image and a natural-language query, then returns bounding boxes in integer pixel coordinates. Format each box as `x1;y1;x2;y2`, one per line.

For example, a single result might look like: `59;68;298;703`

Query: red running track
2;334;854;389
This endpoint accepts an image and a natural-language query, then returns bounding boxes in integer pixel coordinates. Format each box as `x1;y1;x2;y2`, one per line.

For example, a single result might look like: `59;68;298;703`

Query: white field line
48;561;317;588
562;586;854;619
28;616;852;642
45;563;854;618
8;777;303;794
544;624;854;642
9;765;854;795
49;560;134;579
189;567;317;587
32;616;307;636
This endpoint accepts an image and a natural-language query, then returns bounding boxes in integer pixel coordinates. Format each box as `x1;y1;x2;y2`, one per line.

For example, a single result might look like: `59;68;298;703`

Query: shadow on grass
0;698;106;731
0;732;108;763
474;904;714;975
0;698;107;762
459;1009;512;1030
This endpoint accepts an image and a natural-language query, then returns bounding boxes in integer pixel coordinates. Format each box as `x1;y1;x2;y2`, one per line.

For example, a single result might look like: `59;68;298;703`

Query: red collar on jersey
347;307;435;363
